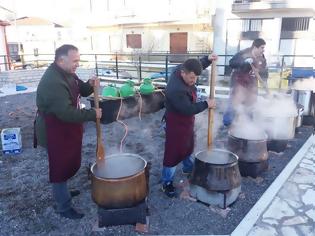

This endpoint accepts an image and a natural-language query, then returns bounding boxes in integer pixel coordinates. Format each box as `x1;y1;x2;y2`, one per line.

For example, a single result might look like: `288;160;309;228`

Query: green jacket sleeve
38;76;96;123
77;79;94;97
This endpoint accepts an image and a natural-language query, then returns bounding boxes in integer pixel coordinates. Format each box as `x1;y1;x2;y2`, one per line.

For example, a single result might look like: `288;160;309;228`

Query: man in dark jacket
161;55;217;198
223;38;268;126
35;44;102;219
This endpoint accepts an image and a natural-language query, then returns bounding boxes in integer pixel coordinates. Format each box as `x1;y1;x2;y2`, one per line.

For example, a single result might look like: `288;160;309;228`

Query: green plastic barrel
120;80;136;97
140;78;155;95
102;84;119;97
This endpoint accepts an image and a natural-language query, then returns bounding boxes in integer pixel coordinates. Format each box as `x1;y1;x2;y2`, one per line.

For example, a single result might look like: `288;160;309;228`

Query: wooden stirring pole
207;60;216;149
93;82;105;165
250;63;270;95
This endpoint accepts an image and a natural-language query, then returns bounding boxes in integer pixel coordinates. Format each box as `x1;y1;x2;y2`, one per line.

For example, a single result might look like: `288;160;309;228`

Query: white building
87;0;215;55
0;0;314;75
0;5;14;71
213;0;315;75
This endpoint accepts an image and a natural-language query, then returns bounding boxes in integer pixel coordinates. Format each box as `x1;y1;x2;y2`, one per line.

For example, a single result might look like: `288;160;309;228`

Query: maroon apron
45;77;83;183
163;91;196;167
231;71;258;106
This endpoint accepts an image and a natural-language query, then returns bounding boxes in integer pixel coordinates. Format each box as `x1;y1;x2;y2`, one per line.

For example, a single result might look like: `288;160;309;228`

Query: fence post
139;55;142;82
94;54;99;76
115;53;119;79
4;55;9;71
278;56;285;90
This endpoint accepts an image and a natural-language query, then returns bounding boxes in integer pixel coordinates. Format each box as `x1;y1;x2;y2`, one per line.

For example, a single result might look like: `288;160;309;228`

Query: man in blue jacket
161;55;217;198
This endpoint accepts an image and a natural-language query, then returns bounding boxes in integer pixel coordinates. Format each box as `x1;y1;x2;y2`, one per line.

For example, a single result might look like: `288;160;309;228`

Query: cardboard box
1;128;22;154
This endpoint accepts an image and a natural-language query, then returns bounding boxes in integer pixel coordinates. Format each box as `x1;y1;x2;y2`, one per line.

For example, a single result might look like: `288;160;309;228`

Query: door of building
170;32;188;62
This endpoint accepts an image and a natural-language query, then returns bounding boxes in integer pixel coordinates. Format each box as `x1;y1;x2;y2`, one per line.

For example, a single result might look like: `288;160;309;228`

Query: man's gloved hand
244;57;254;64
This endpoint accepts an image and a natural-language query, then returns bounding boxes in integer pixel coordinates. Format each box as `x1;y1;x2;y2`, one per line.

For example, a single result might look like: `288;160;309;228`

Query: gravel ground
0;92;312;236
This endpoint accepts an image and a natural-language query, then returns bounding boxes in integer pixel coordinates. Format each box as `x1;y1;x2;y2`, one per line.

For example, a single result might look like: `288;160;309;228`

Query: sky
0;0;214;27
0;0;89;26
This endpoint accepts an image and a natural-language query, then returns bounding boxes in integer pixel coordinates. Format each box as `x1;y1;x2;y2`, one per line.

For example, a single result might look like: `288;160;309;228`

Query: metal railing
0;52;313;82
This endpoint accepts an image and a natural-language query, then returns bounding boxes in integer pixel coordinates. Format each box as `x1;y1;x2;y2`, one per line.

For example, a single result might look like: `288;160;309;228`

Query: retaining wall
0;68;96;88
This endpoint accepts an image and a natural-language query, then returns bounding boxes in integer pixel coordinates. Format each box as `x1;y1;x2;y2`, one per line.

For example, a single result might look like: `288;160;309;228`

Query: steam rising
231;91;298;140
230;112;267;140
254;93;297;117
292;78;315;91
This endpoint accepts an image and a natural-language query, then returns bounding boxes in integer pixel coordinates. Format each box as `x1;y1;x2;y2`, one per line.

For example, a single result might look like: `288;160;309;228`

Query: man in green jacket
35;44;102;219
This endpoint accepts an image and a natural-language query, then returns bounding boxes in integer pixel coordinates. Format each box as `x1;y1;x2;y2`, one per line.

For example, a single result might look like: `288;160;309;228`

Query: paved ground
232;135;315;236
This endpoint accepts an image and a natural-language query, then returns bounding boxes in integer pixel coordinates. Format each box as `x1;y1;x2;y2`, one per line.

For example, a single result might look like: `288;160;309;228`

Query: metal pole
139;55;142;82
95;54;98;77
115;53;119;79
278;56;285;90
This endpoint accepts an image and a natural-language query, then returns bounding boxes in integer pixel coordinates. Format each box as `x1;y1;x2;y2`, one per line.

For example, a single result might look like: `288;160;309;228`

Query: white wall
91;25;212;53
0;26;8;71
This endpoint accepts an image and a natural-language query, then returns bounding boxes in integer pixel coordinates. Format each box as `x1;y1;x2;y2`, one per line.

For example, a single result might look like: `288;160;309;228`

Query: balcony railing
232;0;315;13
0;52;313;86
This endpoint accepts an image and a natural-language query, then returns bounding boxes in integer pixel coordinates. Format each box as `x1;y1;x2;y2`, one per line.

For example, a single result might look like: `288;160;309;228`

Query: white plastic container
1;128;22;154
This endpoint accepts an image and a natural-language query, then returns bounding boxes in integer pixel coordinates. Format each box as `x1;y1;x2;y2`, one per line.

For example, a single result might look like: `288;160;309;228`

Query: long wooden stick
93;83;105;165
250;63;269;94
207;60;216;149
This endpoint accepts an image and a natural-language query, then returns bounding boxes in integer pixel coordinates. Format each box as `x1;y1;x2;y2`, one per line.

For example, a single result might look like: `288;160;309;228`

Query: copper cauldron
91;153;148;209
190;149;241;191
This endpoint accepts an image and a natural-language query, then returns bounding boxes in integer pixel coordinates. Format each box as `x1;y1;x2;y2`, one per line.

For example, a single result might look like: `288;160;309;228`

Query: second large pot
262;116;297;140
227;132;268;163
190;149;241;191
91;153;148;209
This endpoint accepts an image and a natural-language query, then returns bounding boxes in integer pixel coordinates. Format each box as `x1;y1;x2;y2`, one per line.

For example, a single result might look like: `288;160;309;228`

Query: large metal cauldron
91;153;148;209
296;104;304;128
190;149;241;191
254;114;297;140
267;116;297;140
292;89;312;116
227;131;268;163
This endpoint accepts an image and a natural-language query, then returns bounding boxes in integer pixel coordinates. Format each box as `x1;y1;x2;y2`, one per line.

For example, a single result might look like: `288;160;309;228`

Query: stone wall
0;68;96;88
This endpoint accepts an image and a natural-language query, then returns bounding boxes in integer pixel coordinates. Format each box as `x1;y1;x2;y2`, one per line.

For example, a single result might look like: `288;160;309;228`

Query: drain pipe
1;21;11;70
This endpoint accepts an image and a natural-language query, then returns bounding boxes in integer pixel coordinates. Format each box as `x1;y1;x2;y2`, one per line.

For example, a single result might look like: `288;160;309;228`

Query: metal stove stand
97;199;148;228
238;159;269;178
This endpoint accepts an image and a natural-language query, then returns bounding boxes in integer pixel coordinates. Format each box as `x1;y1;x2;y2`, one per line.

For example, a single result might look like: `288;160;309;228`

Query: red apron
45;77;83;183
163;91;196;167
231;71;258;106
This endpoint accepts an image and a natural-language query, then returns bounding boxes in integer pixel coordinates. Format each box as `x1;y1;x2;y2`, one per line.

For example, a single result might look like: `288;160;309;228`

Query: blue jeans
223;103;235;126
161;155;193;184
52;182;72;213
